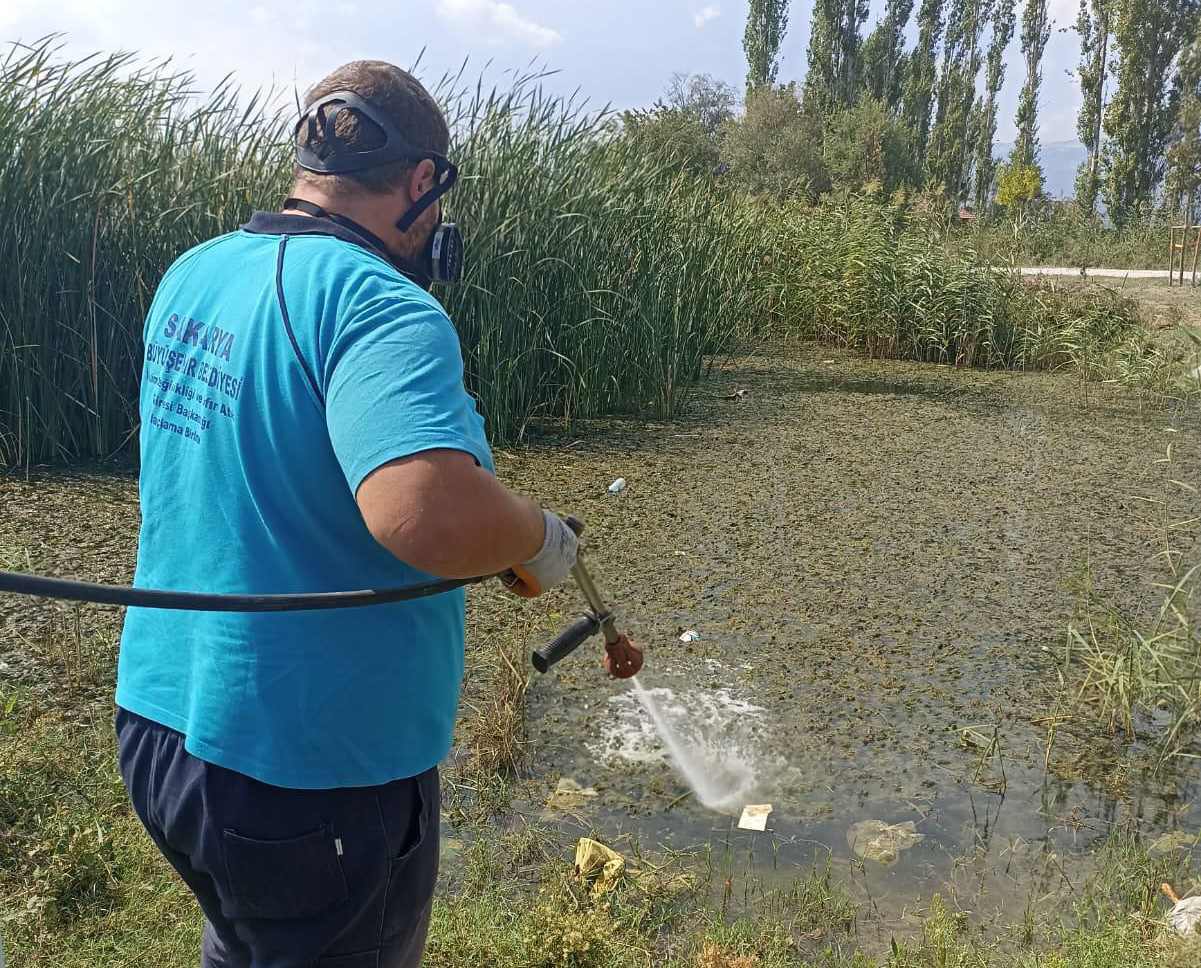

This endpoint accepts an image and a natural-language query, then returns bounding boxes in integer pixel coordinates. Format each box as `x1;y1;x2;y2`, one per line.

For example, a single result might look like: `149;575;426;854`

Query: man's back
117;216;493;789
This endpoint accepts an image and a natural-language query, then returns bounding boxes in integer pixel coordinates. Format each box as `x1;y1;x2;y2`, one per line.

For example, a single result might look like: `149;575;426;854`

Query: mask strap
395;157;458;233
282;197;434;289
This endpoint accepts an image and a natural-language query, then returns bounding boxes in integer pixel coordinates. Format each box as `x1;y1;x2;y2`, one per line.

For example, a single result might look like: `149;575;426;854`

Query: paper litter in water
738;804;773;831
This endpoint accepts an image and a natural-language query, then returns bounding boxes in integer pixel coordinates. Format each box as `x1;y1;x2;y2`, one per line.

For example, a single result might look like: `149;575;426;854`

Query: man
115;60;641;968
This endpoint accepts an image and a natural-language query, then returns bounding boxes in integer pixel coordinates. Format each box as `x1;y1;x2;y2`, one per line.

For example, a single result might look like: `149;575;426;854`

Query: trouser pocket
377;768;439;945
221;823;349;919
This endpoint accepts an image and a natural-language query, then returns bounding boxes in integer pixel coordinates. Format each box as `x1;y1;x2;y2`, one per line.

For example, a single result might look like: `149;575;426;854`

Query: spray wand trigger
530;517;644;678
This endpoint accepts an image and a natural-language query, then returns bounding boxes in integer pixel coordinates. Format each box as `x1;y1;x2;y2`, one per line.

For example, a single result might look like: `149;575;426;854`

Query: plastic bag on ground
574;837;625;894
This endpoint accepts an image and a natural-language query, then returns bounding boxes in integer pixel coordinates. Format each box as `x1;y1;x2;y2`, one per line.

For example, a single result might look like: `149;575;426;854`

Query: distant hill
993;140;1086;199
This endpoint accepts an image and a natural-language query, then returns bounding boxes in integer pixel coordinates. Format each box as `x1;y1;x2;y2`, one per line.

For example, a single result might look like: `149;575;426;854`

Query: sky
1;0;1086;146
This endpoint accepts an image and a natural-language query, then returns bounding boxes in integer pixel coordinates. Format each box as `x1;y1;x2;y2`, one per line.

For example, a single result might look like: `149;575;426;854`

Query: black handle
532;612;600;673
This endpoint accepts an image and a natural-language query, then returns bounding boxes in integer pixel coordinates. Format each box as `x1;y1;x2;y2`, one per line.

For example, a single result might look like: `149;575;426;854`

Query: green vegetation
5;39;1178;471
0;39;769;467
965;207;1167;270
769;202;1143;370
1061;450;1201;761
3;693;1200;967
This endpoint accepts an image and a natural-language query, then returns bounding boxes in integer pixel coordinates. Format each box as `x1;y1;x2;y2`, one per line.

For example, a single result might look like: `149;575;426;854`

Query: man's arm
356;448;545;579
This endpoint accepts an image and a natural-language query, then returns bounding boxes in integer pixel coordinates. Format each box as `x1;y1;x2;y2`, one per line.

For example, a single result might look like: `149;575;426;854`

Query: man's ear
406;158;437;203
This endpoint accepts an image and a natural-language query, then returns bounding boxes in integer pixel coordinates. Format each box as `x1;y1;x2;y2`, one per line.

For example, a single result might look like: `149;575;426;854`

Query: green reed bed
773;200;1145;370
0;40;1158;469
0;41;768;467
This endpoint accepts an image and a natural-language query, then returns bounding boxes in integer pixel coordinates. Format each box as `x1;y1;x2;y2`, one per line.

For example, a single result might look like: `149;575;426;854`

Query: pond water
469;346;1201;935
3;344;1200;939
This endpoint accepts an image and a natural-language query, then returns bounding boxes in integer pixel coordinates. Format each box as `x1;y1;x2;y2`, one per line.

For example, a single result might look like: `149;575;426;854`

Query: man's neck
285;190;403;254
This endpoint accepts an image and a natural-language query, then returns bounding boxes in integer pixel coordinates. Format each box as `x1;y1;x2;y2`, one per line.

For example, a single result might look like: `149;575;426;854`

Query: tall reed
0;41;1148;468
0;41;769;466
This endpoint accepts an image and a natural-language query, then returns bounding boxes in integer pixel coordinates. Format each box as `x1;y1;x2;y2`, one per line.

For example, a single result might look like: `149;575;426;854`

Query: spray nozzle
531;517;643;678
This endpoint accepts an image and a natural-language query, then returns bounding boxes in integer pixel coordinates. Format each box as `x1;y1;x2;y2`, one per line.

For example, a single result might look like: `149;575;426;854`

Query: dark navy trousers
116;708;439;968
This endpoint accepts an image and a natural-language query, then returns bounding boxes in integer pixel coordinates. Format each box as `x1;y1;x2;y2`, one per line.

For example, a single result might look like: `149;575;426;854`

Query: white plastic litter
679;630;700;642
738;804;773;831
1168;897;1201;936
607;478;626;494
1163;884;1201;936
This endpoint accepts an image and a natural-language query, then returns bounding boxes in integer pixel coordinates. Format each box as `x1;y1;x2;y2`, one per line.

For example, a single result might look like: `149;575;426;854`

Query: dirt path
1019;267;1171;278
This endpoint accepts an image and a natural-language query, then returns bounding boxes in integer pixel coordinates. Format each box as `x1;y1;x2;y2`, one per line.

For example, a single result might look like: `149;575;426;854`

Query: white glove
503;510;579;598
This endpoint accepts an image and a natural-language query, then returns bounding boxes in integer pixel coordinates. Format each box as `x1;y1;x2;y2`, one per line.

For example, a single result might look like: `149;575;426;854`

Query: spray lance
531;517;643;678
0;514;642;677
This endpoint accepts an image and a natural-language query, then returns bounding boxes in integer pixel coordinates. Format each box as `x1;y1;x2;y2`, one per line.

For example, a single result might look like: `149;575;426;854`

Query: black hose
0;570;483;612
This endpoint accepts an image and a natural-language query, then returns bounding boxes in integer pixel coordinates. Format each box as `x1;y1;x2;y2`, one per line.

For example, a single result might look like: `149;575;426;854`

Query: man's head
291;61;452;266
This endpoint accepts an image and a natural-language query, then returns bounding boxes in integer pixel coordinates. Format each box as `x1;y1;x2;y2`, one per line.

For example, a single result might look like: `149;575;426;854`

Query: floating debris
738;804;773;831
847;819;925;867
1150;830;1198;857
607;477;626;494
546;777;599;813
679;630;700;643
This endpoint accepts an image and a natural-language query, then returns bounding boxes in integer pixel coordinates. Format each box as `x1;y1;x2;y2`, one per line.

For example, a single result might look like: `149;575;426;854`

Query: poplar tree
972;0;1016;210
744;0;791;90
1166;25;1201;219
837;0;873;102
803;0;840;109
1012;0;1050;172
803;0;871;110
902;0;945;165
1102;0;1200;223
862;0;917;110
926;0;993;200
1074;0;1111;216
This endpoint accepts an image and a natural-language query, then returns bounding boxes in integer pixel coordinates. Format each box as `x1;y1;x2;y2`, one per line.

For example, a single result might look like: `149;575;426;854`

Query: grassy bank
1059;449;1201;762
3;699;1200;967
0;40;1176;470
964;208;1168;273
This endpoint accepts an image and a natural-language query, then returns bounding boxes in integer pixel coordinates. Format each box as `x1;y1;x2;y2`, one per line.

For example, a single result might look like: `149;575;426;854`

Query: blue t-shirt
117;212;493;789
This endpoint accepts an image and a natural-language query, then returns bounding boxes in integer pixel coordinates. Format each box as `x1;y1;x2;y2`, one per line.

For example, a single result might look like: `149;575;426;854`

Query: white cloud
434;0;562;48
693;4;720;28
249;5;274;25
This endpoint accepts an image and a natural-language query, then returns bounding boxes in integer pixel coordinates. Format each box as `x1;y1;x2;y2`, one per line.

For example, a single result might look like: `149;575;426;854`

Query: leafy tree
621;107;723;174
1012;0;1051;172
823;97;919;192
972;0;1016;211
620;73;738;175
1102;0;1201;223
996;161;1043;210
926;0;993;201
663;72;739;135
902;0;945;165
744;0;791;90
861;0;917;110
1166;26;1201;219
1074;0;1112;216
721;83;829;197
803;0;872;110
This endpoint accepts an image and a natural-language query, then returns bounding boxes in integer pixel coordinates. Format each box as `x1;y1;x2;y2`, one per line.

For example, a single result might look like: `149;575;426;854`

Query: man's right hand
501;510;579;598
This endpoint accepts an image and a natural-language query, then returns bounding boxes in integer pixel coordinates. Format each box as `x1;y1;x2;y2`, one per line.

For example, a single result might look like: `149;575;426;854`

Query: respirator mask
289;90;462;288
